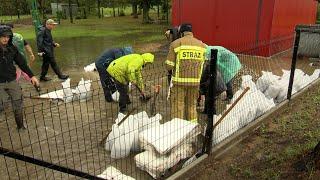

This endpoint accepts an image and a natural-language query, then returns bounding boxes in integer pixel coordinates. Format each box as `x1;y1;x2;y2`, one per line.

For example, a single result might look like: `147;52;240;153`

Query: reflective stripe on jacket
165;32;207;86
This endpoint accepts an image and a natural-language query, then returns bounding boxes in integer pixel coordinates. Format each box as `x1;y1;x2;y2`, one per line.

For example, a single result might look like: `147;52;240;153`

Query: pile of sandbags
105;111;162;159
212;76;275;145
135;119;200;179
40;78;92;102
256;69;320;103
98;166;135;180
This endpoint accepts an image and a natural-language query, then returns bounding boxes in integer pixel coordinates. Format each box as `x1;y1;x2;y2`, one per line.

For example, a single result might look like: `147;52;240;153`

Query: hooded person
107;53;154;113
0;25;39;131
94;46;133;102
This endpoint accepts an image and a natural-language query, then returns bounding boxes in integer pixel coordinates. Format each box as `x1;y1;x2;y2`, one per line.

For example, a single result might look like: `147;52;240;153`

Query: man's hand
30;76;39;87
220;91;227;100
165;30;171;40
28;54;35;67
54;43;60;48
37;52;45;57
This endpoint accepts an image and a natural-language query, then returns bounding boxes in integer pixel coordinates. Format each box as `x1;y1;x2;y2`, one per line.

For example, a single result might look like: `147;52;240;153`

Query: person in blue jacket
95;46;133;102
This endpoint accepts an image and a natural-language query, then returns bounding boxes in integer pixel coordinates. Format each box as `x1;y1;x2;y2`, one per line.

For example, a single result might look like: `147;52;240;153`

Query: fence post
287;27;301;100
202;49;218;154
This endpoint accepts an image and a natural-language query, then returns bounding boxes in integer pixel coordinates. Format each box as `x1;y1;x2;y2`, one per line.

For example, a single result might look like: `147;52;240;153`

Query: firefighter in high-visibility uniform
165;23;207;123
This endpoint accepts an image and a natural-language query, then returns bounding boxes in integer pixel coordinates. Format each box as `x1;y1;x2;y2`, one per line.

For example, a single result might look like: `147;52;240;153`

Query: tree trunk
97;0;101;18
68;0;73;23
157;4;159;20
76;0;80;7
112;0;115;17
142;0;150;23
132;0;138;18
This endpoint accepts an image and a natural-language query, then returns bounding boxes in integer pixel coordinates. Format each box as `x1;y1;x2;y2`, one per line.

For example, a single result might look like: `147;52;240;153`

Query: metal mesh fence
1;25;320;180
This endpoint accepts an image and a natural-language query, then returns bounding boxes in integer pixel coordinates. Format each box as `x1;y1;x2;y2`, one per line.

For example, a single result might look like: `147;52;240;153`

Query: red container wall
172;0;318;57
172;0;275;56
172;0;215;44
270;0;318;55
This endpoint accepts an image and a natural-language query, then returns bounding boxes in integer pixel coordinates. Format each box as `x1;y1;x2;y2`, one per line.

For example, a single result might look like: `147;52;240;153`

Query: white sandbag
98;166;135;180
72;78;92;101
264;82;281;99
256;71;280;93
105;124;123;151
310;69;320;82
241;75;257;91
61;78;74;102
40;89;65;100
84;63;96;72
112;91;120;102
139;119;199;155
111;131;136;159
135;144;193;179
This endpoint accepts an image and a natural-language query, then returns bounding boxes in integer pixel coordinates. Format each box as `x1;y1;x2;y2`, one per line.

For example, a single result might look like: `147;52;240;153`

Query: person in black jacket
0;25;39;131
95;46;133;102
37;19;68;81
198;61;227;114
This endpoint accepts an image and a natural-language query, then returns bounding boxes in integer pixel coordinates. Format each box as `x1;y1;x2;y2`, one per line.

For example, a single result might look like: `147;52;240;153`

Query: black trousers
96;63;117;101
113;80;130;112
41;55;62;78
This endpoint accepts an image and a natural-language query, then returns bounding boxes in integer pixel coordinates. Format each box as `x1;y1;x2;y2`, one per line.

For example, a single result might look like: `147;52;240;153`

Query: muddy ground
0;42;318;179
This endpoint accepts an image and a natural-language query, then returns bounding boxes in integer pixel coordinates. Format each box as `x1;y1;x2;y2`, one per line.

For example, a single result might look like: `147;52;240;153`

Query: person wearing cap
0;25;40;131
107;53;154;113
95;46;133;102
165;23;207;123
37;19;69;81
3;23;40;91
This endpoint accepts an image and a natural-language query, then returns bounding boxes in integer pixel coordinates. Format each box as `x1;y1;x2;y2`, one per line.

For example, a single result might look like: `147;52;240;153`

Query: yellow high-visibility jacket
107;53;154;91
165;32;207;86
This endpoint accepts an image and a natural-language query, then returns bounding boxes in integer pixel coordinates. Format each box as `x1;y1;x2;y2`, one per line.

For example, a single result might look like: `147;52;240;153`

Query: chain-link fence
1;25;320;180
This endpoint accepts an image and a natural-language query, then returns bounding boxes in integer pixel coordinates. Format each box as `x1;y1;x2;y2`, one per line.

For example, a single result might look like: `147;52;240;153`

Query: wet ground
0;37;319;179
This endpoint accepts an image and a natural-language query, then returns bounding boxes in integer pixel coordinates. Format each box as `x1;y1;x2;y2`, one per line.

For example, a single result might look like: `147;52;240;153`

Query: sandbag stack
135;119;201;179
212;68;320;145
105;112;162;159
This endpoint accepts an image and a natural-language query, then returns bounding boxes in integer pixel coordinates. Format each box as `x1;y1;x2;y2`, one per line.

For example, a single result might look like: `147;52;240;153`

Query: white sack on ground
84;63;96;72
105;112;162;158
98;166;135;180
40;89;65;100
40;78;92;102
256;71;280;93
135;143;193;179
214;88;275;145
72;78;92;101
310;69;320;82
139;119;200;155
241;75;257;91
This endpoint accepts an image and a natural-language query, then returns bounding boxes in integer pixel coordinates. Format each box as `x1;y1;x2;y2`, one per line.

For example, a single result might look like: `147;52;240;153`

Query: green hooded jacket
206;46;241;83
12;33;27;60
107;53;154;91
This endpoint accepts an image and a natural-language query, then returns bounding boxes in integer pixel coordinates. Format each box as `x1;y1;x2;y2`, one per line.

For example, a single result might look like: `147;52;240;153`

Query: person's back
166;29;206;87
107;54;143;83
12;33;27;58
165;23;206;123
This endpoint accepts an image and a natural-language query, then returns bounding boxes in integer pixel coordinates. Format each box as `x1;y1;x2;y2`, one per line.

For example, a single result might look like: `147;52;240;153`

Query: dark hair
179;23;192;33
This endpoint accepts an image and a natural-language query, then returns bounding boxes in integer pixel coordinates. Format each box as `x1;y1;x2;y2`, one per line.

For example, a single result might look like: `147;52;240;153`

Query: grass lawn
187;82;320;179
13;15;170;43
